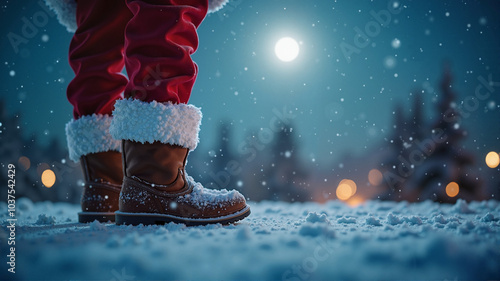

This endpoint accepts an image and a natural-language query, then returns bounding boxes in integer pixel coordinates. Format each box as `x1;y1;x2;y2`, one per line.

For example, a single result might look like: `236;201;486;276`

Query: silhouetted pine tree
417;65;483;202
267;126;309;202
213;121;234;175
380;92;426;199
379;66;484;202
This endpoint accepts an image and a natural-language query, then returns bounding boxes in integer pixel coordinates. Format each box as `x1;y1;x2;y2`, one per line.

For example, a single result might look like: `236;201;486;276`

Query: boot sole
115;206;251;226
78;212;115;223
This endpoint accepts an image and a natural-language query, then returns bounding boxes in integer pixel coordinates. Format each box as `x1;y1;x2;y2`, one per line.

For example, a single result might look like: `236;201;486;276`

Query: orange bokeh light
347;196;365;207
18;156;31;171
336;179;357;201
445;182;459;197
368;169;383;186
41;169;56;188
485;151;500;168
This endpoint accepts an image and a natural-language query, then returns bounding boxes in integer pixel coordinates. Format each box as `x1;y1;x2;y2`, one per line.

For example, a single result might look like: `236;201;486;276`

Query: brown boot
110;99;250;226
78;151;123;223
115;140;250;226
65;114;122;223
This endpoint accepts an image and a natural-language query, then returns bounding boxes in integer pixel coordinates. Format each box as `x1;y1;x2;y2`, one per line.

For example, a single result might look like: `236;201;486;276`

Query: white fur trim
65;115;121;162
44;0;227;33
208;0;229;13
44;0;77;32
110;99;202;150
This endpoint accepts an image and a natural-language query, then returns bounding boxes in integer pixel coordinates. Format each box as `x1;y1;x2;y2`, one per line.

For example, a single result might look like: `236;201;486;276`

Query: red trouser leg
124;0;208;103
67;0;133;119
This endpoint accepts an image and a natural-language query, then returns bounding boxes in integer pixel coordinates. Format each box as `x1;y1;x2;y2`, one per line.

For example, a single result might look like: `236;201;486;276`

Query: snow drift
1;198;499;280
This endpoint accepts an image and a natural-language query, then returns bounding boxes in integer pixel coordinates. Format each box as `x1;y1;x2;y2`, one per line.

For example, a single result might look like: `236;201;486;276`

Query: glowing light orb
368;169;383;186
445;182;459;198
336;179;357;201
384;56;397;69
18;156;31;171
274;37;299;62
336;183;352;201
485;151;500;168
391;38;401;49
41;169;56;188
347;196;365;207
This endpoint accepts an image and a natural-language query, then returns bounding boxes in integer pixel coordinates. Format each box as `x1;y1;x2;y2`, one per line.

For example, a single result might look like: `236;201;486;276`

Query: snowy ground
1;198;500;281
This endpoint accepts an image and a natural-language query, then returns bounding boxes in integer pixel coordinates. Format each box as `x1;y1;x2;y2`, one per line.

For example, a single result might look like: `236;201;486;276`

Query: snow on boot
65;114;122;223
79;151;123;223
115;140;249;226
110;99;250;226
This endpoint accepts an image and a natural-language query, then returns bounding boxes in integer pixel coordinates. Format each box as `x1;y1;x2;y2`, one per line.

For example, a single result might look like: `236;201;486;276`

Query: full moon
274;37;299;62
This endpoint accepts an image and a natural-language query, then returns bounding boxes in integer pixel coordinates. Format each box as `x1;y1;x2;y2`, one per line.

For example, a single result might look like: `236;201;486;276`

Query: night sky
1;0;499;166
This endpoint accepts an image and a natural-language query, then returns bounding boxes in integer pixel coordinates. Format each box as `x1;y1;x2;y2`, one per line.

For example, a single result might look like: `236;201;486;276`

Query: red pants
67;0;208;119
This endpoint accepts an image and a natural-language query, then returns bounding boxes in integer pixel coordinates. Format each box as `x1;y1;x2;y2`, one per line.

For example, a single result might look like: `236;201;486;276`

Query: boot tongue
123;140;188;191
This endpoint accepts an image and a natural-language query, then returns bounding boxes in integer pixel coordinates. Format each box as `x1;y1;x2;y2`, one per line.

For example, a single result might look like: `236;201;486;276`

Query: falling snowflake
391;38;401;49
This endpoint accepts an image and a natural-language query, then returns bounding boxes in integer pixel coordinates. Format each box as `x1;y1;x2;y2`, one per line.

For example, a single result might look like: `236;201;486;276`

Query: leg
123;0;207;103
68;0;132;118
65;0;132;223
110;0;250;225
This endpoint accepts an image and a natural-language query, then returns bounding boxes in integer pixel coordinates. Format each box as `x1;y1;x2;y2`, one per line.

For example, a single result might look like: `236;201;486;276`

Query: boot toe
182;175;248;218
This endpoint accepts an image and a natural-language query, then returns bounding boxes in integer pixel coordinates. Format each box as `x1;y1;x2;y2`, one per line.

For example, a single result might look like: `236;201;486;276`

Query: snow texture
125;173;245;210
35;214;56;225
45;0;228;34
44;0;77;32
2;198;499;280
178;174;245;208
65;114;121;162
110;99;202;151
208;0;229;13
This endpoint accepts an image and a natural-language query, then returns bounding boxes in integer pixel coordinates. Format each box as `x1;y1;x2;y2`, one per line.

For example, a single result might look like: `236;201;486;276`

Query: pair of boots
69;101;250;226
